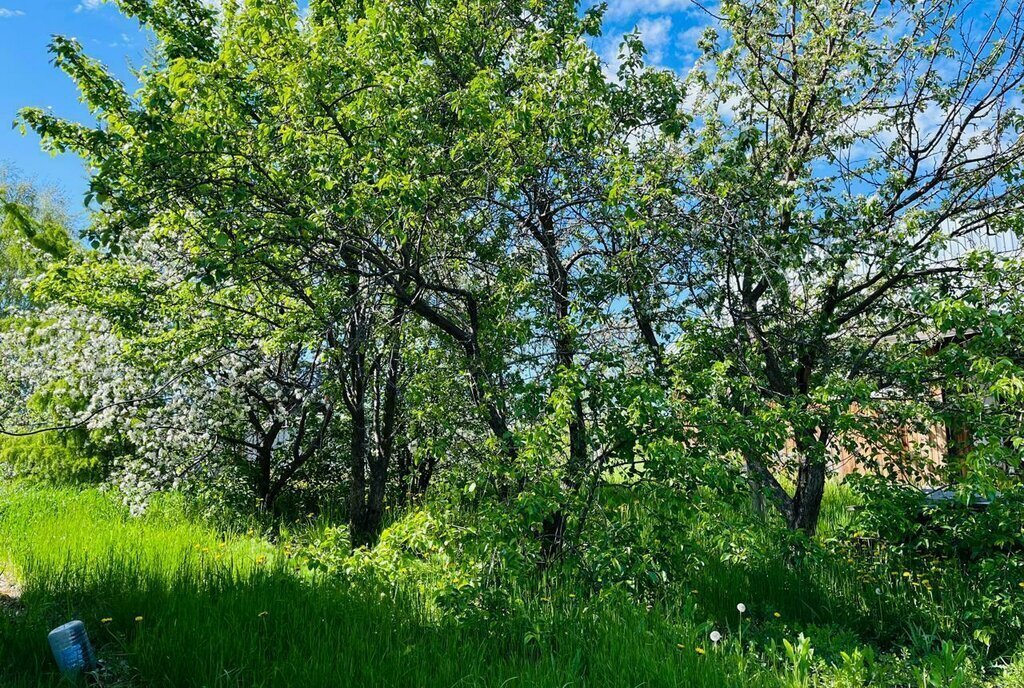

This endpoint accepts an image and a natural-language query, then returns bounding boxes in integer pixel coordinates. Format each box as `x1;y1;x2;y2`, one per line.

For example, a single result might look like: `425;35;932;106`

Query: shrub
0;431;106;485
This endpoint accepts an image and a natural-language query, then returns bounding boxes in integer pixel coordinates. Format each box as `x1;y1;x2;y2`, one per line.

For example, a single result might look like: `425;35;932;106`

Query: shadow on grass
0;556;785;688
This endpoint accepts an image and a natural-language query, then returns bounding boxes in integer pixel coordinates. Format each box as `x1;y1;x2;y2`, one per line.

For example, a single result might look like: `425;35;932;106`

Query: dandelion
773;612;781;618
736;603;746;613
676;643;685;650
695;647;706;655
1019;581;1024;589
710;630;722;643
134;616;144;622
101;618;113;624
902;571;911;578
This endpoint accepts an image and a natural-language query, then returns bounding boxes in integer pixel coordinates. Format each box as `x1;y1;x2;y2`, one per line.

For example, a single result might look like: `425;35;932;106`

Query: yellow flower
902;571;911;578
1019;581;1024;589
134;616;144;622
100;618;113;624
676;644;685;650
773;612;781;618
695;647;706;655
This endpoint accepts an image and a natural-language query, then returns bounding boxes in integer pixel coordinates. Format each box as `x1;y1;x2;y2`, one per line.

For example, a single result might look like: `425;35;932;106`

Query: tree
925;252;1024;490
671;0;1024;533
0;173;74;430
16;0;677;548
1;172;72;313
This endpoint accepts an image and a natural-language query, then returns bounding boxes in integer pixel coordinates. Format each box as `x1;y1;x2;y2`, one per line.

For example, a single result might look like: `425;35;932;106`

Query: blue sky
0;0;1009;212
0;0;710;216
0;1;150;211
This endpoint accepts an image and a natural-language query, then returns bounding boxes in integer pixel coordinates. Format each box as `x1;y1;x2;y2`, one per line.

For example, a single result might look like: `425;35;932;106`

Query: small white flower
736;603;746;613
710;631;722;643
875;588;882;595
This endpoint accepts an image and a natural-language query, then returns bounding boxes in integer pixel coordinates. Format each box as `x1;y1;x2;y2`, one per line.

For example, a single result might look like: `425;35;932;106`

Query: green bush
836;476;1024;654
0;431;106;485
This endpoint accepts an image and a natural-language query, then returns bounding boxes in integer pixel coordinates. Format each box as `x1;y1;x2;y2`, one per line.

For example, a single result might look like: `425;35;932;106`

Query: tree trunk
251;416;283;515
339;248;378;550
348;379;372;548
533;206;586;561
536;210;587;483
745;454;767;517
788;432;828;535
358;317;403;548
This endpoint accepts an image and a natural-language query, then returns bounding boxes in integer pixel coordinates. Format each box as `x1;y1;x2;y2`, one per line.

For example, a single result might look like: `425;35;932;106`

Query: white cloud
74;0;104;12
594;15;673;68
596;0;720;22
636;16;673;60
599;0;693;21
676;23;709;52
0;7;25;17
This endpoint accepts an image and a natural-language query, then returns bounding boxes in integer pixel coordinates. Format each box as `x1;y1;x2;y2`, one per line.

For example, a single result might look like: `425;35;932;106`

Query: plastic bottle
47;620;96;676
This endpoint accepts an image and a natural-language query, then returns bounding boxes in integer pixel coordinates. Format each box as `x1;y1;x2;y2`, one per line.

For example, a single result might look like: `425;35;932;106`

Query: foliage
0;1;1023;683
837;476;1024;653
0;432;105;485
1;0;1020;552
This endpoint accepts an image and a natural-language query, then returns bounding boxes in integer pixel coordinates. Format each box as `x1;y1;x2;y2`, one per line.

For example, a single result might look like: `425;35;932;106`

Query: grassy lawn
0;484;1022;687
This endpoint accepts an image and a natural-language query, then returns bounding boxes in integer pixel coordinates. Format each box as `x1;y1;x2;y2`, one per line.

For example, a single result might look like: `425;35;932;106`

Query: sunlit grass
0;485;780;687
0;484;1020;687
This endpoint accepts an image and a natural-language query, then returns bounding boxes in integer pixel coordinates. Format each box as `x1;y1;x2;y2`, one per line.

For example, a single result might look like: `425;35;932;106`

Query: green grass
0;485;782;687
0;484;1021;687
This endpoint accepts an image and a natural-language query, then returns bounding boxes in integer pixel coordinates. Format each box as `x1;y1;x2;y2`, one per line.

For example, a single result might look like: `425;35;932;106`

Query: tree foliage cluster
2;0;1023;556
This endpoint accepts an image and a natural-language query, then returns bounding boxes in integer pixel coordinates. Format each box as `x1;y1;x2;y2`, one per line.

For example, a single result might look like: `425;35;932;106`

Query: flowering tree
14;0;682;549
11;0;1021;548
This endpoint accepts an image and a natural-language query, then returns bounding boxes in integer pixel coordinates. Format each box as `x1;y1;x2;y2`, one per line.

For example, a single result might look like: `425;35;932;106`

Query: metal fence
932;230;1021;264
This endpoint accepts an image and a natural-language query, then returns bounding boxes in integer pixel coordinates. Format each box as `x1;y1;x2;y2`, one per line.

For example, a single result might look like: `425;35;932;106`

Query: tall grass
0;484;1019;687
0;485;784;687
